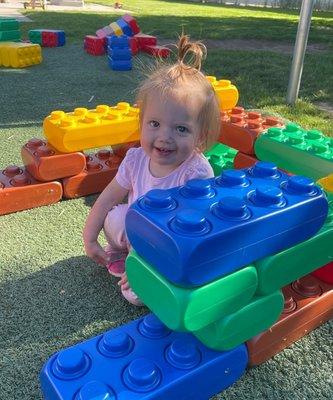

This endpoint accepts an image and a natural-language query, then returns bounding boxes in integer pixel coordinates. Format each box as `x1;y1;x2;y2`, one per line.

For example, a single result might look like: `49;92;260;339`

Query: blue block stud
40;314;248;400
126;162;329;287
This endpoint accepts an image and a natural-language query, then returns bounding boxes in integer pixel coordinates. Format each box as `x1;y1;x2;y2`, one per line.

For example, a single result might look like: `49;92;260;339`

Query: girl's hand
118;273;130;290
84;241;110;267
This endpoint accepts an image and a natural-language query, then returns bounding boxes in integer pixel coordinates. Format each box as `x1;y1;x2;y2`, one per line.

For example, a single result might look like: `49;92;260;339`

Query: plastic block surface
206;76;239;111
40;314;248;400
312;261;333;284
43;102;139;153
126;162;328;287
142;45;170;58
255;198;333;295
134;33;157;49
116;18;134;36
0;18;19;31
204;142;237;176
0;42;42;68
126;251;258;331
107;34;130;49
62;150;121;198
0;165;62;215
42;31;58;47
84;35;106;56
0;30;20;41
247;275;333;365
109;58;132;71
29;29;42;44
234;152;259;169
195;290;284;351
254;124;333;180
109;22;123;36
121;14;140;34
96;26;113;38
220;107;284;154
21;138;86;181
317;173;333;199
108;47;132;60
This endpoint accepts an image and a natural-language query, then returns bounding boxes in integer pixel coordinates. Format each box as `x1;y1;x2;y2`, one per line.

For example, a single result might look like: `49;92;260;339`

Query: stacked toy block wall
85;14;170;60
0;103;140;215
29;29;66;47
0;18;42;68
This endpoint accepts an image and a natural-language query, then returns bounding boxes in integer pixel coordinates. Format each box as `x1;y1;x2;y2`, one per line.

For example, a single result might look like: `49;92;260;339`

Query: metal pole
286;0;315;105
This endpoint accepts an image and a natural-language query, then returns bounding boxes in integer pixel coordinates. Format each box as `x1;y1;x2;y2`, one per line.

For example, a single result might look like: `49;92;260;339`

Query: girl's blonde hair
136;34;221;151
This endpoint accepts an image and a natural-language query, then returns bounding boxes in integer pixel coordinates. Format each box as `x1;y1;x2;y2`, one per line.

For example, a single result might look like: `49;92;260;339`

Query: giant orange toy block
220;107;284;154
62;150;122;199
246;274;333;366
21;138;86;182
43;103;140;153
0;165;62;215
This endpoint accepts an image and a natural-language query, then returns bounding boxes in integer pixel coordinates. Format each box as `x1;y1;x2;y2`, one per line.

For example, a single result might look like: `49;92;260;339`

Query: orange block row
0;139;139;215
220;107;284;155
246;274;333;366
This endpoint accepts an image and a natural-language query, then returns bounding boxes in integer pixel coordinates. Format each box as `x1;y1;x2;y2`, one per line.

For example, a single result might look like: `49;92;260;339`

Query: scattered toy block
127;250;258;331
246;274;333;365
116;18;133;36
0;42;41;68
84;35;106;56
0;165;62;215
126;162;328;287
206;76;239;112
62;150;121;198
128;36;139;55
134;33;157;49
43;102;139;153
109;22;123;36
21;138;86;182
96;25;113;39
194;290;284;351
40;314;248;400
121;14;140;35
219;107;284;155
142;44;170;58
204;142;238;176
255;124;333;180
312;261;333;284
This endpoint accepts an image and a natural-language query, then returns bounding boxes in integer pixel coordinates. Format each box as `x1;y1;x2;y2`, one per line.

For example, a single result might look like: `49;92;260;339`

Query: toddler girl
83;34;221;305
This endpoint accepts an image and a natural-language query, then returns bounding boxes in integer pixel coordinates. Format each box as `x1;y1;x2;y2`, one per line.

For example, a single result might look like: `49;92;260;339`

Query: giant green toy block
126;251;258;332
204;142;238;176
254;124;333;180
194;290;284;351
255;198;332;295
0;18;19;31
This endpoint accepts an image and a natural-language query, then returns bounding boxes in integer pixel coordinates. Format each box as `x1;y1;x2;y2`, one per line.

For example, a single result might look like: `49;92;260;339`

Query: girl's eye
176;125;189;134
149;120;160;128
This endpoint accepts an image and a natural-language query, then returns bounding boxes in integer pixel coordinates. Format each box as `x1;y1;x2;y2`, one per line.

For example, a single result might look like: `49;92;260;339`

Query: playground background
0;1;332;399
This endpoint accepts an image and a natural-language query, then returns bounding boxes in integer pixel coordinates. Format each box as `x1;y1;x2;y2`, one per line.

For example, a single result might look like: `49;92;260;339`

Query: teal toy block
0;18;19;31
254;124;333;180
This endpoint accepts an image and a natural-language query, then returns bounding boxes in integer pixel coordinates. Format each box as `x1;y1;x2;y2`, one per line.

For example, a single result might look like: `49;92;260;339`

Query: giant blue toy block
116;18;134;37
126;162;328;287
107;34;130;49
108;47;132;60
108;58;132;71
40;314;248;400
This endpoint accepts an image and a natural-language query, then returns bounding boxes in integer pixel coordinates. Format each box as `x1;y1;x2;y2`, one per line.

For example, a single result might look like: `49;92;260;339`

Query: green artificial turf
0;3;333;399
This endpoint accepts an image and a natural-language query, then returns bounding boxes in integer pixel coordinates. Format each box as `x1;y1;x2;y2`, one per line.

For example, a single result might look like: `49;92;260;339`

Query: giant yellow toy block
109;22;123;36
207;76;239;111
43;102;140;153
317;174;333;199
0;42;42;68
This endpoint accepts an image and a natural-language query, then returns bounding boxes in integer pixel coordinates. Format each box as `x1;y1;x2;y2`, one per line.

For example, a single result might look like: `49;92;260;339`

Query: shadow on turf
0;255;147;347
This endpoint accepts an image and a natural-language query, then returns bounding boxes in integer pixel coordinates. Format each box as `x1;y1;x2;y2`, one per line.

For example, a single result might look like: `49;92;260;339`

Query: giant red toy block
246;274;333;366
220;107;284;154
128;36;139;55
84;35;106;56
142;44;170;58
133;33;157;50
312;261;333;284
0;165;62;215
42;31;58;47
21;138;86;182
62;150;122;199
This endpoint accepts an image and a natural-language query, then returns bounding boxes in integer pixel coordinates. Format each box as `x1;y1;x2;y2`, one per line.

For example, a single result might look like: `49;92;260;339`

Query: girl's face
140;92;202;177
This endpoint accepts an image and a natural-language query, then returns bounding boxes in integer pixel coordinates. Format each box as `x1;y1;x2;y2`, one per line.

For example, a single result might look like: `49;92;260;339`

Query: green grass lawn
1;2;333;399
